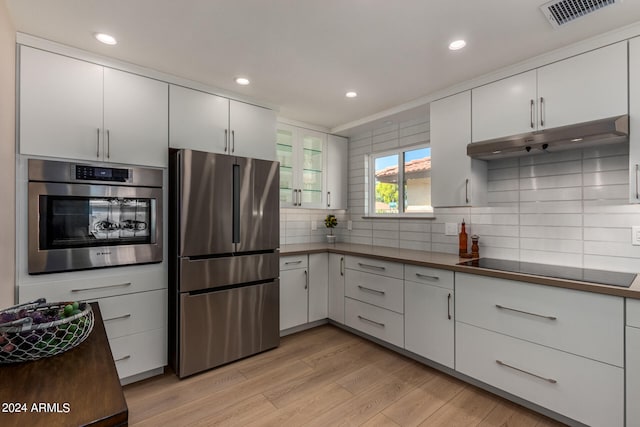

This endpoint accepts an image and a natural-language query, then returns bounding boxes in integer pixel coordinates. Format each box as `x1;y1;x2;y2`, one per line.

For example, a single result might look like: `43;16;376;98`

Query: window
369;145;432;216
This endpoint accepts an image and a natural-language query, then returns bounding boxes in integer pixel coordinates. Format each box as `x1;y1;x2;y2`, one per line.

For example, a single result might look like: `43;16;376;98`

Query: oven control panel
75;165;130;182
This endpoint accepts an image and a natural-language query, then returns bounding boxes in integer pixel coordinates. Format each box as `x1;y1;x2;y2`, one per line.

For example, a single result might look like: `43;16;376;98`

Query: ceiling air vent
540;0;617;28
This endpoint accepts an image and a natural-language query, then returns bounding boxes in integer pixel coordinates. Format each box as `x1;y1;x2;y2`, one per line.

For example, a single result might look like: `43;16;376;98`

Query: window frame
367;144;433;218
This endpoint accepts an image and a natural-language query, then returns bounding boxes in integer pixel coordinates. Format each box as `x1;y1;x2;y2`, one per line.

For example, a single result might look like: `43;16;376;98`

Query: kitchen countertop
280;243;640;299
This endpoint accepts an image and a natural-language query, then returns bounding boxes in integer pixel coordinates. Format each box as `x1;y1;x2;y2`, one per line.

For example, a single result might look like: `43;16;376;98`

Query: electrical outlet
445;222;458;236
347;220;353;231
311;220;317;231
633;226;640;246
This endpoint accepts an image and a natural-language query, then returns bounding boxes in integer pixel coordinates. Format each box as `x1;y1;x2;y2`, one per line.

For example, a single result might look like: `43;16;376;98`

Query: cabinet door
431;91;487;207
328;253;345;324
279;268;308;330
404;281;454;368
19;46;103;161
471;70;537;142
276;125;297;207
627;326;640;427
537;41;627;130
326;135;348;209
104;68;168;167
229;100;277;161
308;253;328;322
630;37;640;203
169;85;229;154
299;129;326;208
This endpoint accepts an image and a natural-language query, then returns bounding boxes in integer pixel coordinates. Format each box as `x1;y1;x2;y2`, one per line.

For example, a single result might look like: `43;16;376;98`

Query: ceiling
6;0;640;132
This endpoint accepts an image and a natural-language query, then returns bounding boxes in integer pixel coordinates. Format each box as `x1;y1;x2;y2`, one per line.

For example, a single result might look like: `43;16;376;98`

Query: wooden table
0;303;128;426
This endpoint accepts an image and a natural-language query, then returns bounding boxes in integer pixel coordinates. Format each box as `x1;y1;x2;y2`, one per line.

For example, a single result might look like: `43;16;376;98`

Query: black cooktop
458;258;637;288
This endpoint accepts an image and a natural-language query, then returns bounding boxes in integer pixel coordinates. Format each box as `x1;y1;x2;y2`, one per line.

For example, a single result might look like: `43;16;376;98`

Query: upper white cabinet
169;85;276;161
630;37;640;203
19;46;168;167
472;41;628;142
326;134;348;209
430;91;487;207
277;124;327;209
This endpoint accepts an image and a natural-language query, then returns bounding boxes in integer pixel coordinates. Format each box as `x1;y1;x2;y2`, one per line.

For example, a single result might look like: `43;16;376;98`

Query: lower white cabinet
345;298;404;348
308;253;328;322
627;299;640;427
328;253;345;323
279;254;328;331
279;262;309;331
457;322;623;427
109;328;167;380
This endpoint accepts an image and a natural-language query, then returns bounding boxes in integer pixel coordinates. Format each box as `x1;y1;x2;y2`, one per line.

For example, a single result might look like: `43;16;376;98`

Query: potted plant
324;214;338;244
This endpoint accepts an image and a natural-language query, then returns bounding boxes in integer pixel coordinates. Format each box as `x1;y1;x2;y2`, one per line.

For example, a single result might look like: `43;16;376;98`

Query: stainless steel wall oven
28;159;163;274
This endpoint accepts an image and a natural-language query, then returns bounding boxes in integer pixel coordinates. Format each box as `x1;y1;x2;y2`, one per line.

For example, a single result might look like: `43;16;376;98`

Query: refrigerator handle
233;164;240;243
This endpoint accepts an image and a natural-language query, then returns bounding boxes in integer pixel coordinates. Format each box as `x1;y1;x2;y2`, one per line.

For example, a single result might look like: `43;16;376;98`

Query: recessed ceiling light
345;91;358;98
571;138;583;142
95;33;117;45
235;77;250;85
448;39;466;51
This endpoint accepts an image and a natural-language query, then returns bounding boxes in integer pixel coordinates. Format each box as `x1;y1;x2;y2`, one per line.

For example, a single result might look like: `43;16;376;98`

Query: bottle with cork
459;219;471;258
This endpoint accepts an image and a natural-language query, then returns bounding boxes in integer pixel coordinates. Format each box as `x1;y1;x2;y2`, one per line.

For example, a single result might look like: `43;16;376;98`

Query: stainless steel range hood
467;115;629;160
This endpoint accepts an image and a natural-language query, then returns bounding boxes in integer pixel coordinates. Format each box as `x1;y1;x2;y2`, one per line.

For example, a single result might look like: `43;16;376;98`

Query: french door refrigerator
169;148;280;378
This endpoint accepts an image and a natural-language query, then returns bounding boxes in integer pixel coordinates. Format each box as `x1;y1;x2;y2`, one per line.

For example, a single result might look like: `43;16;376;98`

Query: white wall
0;0;15;306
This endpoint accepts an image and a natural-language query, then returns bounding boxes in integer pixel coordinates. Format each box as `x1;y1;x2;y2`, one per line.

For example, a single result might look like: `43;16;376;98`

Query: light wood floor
123;325;567;426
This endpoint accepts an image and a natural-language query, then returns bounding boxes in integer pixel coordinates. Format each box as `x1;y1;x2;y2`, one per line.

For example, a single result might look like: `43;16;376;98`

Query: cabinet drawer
456;273;623;366
109;328;167;380
345;270;403;313
96;289;167;339
404;265;453;290
627;326;640;427
456;322;623;427
627;298;640;328
345;256;403;279
18;267;167;303
280;255;308;271
345;298;403;348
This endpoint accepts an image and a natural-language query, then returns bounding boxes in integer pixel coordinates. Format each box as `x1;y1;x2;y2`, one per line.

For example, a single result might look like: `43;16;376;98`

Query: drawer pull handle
495;304;557;321
284;260;303;265
358;262;385;271
357;285;385;296
340;257;345;276
104;313;131;322
496;360;557;384
357;315;385;328
115;355;131;362
304;270;308;290
447;293;452;320
71;282;132;293
416;273;439;281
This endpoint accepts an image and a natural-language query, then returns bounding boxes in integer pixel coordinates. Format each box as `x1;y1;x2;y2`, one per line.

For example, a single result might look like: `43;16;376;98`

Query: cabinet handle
340;257;344;276
465;178;469;204
304;270;308;290
357;315;385;328
495;304;557;321
71;282;132;293
96;128;100;158
357;285;385;296
539;97;545;127
298;189;302;207
635;164;639;200
357;262;385;271
416;272;439;281
284;260;302;265
114;355;131;362
529;99;535;128
447;293;452;320
327;191;331;208
104;313;131;322
106;129;110;159
224;129;228;152
496;360;557;384
231;130;235;153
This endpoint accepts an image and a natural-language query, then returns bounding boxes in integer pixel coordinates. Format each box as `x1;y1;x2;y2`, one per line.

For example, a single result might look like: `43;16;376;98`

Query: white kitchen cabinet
279;255;309;331
169;86;276;161
345;298;404;348
308;253;328;322
277;124;327;208
326;134;348;209
430;91;487;207
404;266;454;368
328;253;345;324
471;41;627;143
627;299;640;427
19;46;168;167
630;37;640;203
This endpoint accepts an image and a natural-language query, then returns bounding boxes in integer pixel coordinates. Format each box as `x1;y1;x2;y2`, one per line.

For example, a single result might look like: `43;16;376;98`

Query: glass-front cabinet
276;124;326;208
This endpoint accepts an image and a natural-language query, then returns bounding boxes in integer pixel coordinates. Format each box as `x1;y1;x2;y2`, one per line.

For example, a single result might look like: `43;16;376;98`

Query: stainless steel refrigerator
168;148;280;378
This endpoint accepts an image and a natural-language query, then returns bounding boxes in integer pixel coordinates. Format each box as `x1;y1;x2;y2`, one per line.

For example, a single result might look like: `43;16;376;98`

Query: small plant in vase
324;214;338;244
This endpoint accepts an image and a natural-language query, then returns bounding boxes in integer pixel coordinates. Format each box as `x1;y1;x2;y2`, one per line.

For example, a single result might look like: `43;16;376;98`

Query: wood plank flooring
123;325;567;426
